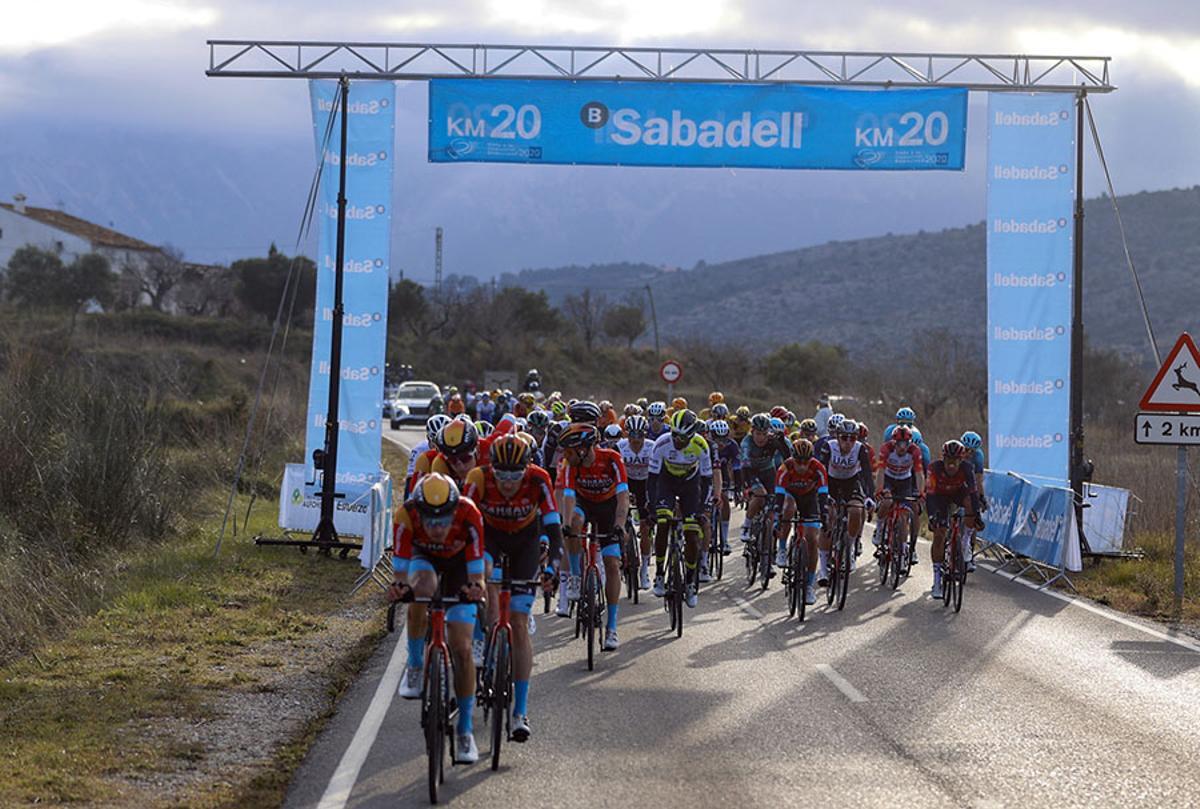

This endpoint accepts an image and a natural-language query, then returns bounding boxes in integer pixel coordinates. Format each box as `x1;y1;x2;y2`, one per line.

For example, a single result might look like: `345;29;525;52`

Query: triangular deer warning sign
1140;332;1200;412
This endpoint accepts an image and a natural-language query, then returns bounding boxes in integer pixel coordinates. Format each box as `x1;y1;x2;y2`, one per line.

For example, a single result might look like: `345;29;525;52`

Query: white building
0;194;161;271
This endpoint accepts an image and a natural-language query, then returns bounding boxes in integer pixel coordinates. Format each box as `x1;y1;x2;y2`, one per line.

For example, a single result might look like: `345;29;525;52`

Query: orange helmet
708;391;724;405
671;397;688;410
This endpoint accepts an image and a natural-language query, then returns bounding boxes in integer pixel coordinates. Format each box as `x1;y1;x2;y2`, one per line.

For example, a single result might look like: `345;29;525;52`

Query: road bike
660;516;686;638
477;555;541;771
781;514;809;623
876;495;919;590
825;499;852;612
388;584;476;804
572;526;608;670
942;507;968;613
755;497;777;593
707;494;725;582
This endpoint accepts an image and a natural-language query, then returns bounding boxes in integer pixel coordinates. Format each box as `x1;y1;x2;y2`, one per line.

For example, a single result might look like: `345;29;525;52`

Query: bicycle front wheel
490;634;510;771
424;649;445;804
584;570;597;671
836;535;851;612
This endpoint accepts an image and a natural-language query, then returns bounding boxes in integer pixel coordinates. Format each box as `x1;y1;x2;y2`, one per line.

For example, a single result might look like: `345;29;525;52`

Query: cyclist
464;435;561;742
873;425;925;558
812;412;844;461
926;440;985;599
598;400;618;429
699;391;724;421
798;418;819;443
412;416;479;488
882;406;917;442
959;430;988;572
740;413;789;542
709;419;740;554
618;414;656;590
815;419;873;586
646;401;669;439
558;422;630;651
669;396;689;418
390;473;486;764
648;409;715;608
774;438;828;605
600;423;623;450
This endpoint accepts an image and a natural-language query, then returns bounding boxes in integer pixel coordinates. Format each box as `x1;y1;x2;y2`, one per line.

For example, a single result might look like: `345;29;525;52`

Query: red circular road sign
660;360;683;384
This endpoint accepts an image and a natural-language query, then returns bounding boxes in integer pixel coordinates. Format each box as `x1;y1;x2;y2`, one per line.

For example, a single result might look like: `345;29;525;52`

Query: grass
1071;530;1200;625
0;442;408;808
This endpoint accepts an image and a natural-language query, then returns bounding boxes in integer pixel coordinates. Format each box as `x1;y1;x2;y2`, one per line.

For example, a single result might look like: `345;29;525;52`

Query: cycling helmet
568;400;601;424
425;414;452;445
623;403;638;416
798;418;818;436
526;409;550;429
750;413;772;433
828;413;845;431
599;400;614;412
892;425;914;443
671;397;688;411
735;405;751;419
769;405;787;419
515;417;527;432
961;431;983;450
546;420;566;444
518;431;539;451
518;392;535;406
669;409;700;439
436;417;478;457
625;414;649;437
783;411;796;427
711;403;729;419
636;397;648;409
709;391;724;405
942;439;966;460
647;401;667;419
710;419;730;438
474;420;495;438
602;424;623;442
769;417;786;432
895;406;917;425
858;423;870;441
791;438;814;461
409;473;460;522
837;419;859;438
558;422;599;449
910;426;925;444
550;400;567;418
490;433;532;469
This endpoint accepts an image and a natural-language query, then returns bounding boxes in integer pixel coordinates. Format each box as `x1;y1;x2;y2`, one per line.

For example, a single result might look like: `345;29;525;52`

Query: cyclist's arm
612;453;630;528
535;468;564;567
391;510;414;585
464;505;487;589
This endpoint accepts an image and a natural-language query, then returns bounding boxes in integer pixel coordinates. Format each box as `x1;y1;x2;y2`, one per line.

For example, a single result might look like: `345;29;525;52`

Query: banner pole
313;75;351;550
1069;87;1091;554
1175;445;1187;616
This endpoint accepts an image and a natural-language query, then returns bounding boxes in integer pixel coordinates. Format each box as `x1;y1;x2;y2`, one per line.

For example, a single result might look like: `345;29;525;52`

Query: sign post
1136;332;1200;615
660;359;683;401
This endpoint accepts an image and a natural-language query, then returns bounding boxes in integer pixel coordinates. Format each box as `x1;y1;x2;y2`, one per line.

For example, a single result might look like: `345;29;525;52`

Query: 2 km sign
1135;333;1200;446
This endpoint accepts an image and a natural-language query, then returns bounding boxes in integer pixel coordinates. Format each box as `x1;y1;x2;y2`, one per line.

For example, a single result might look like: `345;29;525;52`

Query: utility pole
644;283;660;357
434;226;443;295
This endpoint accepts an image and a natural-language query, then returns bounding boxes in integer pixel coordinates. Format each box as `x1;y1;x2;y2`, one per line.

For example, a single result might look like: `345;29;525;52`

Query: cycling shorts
827;477;865;506
575;496;621;550
784;491;823;527
484;521;541;597
926;491;971;528
655;473;704;523
747;468;775;495
407;549;475;625
627;478;651;522
880;474;916;501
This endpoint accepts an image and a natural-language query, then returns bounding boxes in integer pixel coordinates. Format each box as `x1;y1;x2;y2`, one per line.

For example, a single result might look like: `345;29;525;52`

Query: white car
391;381;441;427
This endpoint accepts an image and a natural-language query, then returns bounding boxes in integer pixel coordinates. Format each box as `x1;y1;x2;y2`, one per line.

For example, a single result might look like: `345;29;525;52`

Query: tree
3;246;114;317
175;263;238;317
232;244;316;325
561;288;609;350
387;278;432;337
763;341;847;394
121;245;186;312
677;336;754;391
603;301;646;348
883;329;984;421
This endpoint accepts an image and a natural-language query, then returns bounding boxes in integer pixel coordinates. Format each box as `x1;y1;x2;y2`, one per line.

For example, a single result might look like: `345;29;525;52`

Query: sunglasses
422;513;454;529
493;467;526;483
446;452;475;465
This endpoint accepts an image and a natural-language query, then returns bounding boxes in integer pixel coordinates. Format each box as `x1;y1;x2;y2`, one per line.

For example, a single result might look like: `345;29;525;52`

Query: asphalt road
284;425;1200;808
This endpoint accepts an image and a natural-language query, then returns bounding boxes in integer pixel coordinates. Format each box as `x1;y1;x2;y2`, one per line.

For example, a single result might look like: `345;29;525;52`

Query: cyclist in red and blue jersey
925;440;985;599
775;438;828;605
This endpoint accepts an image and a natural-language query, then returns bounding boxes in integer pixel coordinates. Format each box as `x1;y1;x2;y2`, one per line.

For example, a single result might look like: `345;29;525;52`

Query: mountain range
504;186;1200;361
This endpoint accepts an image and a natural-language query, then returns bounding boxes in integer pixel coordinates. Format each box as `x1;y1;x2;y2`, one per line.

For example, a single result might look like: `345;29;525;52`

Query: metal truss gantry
207;42;1113;92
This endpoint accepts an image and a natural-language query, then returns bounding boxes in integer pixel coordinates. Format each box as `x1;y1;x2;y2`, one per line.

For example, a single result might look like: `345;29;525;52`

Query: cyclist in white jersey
814;419;874;586
617;415;656;589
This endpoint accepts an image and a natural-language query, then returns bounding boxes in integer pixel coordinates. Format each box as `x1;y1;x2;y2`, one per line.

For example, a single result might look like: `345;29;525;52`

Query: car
390;381;441;425
388;401;410;430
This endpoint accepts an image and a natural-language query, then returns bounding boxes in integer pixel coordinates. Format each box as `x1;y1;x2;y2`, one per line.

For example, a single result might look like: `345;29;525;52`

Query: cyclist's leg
588;500;623;629
926;494;950;595
440;557;478;736
406;557;438;672
507;528;540;718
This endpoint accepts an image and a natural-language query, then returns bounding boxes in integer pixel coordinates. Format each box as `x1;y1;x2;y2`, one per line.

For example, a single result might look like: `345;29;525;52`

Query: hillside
504;186;1200;359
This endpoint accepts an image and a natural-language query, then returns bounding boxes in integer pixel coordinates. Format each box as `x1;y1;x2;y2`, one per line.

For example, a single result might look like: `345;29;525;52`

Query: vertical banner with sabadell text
986;93;1075;483
305;80;395;486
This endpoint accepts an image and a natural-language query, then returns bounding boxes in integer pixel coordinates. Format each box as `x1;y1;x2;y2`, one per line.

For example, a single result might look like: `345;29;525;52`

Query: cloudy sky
2;1;1198;278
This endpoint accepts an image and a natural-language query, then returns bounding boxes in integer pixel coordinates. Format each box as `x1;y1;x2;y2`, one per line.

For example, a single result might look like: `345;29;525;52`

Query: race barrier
978;470;1082;587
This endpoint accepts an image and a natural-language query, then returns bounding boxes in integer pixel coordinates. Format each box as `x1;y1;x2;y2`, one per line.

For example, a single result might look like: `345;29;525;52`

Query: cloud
1;0;218;56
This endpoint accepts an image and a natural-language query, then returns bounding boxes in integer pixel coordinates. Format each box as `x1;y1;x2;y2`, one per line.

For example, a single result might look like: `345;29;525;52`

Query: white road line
316;429;416;809
316;630;409;809
728;595;764;619
815;663;868;703
977;559;1200;655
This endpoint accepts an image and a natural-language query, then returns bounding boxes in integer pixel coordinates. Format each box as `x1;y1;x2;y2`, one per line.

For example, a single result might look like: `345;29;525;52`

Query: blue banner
304;80;395;487
429;80;966;171
985;94;1075;482
981;471;1081;571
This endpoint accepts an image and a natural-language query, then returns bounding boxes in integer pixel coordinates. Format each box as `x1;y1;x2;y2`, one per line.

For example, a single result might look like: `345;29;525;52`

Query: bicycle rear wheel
951;533;965;613
943;522;957;608
825;537;837;607
889;525;904;590
758;523;773;592
744;523;758;586
787;541;800;618
424;649;444;804
877;520;890;586
490;634;509;771
836;533;851;612
584;569;597;671
796;539;808;623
